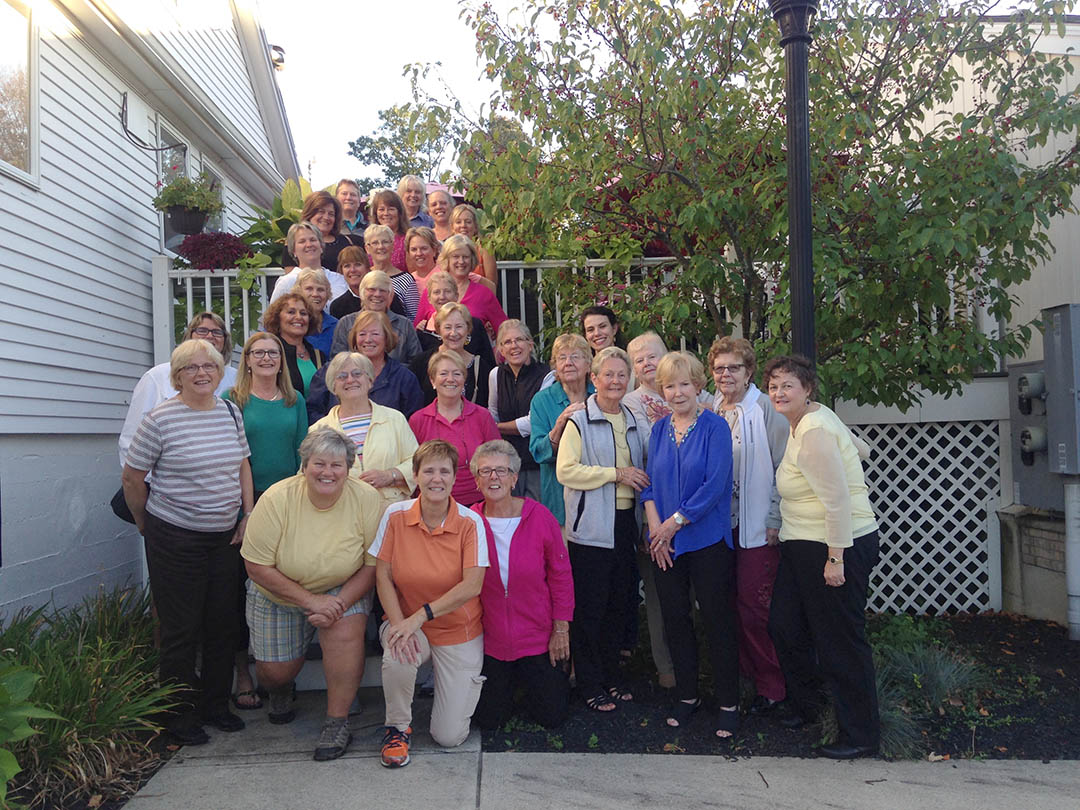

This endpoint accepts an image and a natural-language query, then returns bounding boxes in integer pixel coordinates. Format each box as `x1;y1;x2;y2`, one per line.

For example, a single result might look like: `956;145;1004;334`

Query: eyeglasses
192;327;225;338
501;337;531;347
714;364;746;376
248;349;280;359
555;353;587;364
476;466;513;478
181;363;218;375
335;370;369;381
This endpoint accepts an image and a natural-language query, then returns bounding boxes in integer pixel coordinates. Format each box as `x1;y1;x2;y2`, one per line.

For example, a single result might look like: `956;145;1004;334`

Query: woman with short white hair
311;352;418;509
295;267;338;357
122;338;253;745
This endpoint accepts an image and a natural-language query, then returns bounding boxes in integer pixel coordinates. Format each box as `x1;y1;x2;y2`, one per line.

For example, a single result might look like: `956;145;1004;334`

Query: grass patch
1;586;178;808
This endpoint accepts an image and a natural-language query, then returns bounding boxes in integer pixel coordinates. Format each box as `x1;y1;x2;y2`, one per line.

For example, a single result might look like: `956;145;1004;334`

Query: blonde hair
438;233;479;271
169;339;225;390
426;270;457;297
434;302;473;335
295;268;331;294
231;332;298;408
286;221;324;256
325;352;376;397
348;310;398;353
412;439;458;476
450;203;480;234
360;269;392;292
427;349;468;380
549;333;590;369
655;351;707;392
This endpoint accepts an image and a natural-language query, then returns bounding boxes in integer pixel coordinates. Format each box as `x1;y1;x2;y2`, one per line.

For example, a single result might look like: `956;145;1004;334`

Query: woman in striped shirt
122;339;254;746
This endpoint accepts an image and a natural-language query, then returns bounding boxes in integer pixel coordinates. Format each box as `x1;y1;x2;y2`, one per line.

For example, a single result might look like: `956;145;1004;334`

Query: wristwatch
673;512;687;527
827;556;844;565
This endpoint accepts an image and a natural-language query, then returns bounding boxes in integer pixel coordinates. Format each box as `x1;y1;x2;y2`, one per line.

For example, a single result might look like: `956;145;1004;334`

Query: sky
256;0;516;188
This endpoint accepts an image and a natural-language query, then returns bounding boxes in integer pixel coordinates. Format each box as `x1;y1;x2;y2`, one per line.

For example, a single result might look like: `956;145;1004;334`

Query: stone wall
998;505;1067;624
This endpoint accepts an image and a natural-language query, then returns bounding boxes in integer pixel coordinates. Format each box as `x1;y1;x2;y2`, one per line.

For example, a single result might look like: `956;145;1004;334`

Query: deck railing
150;255;682;364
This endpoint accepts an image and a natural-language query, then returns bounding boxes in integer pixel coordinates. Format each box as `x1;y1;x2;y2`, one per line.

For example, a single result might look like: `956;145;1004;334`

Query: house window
159;126;188;252
201;160;225;233
0;0;38;183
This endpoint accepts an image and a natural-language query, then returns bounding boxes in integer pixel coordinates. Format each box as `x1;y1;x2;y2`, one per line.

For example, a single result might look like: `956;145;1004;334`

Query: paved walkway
126;690;1080;810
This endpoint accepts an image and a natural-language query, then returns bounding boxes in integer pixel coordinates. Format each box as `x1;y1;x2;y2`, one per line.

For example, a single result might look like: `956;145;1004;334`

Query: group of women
118;184;881;766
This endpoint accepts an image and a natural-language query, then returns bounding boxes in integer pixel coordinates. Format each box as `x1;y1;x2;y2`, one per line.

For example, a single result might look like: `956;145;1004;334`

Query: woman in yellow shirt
763;355;880;760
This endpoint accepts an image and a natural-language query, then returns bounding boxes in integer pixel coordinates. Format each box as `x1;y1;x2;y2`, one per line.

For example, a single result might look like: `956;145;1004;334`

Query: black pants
473;653;570;730
768;532;881;748
569;508;638;697
653;541;739;705
144;512;239;725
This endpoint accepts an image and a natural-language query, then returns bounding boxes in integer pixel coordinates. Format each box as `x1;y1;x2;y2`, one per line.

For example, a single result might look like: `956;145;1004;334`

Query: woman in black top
263;292;323;396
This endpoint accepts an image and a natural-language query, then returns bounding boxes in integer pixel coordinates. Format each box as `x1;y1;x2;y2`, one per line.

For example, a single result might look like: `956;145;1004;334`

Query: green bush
0;586;178;808
0;661;62;808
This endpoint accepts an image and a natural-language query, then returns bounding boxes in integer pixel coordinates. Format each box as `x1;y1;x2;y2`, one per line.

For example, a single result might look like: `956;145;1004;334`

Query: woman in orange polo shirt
370;439;489;769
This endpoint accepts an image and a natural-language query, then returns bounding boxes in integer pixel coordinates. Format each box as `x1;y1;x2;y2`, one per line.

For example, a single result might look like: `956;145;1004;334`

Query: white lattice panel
850;421;1000;614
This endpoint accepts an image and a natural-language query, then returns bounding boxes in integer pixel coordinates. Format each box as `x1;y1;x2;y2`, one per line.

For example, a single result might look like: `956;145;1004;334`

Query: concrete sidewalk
126;690;1080;810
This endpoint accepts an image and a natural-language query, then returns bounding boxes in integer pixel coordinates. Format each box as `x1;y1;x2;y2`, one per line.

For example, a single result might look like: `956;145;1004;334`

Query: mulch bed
480;612;1080;759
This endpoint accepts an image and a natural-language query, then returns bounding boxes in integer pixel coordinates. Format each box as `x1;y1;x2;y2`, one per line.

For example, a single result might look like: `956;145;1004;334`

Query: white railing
150;255;682;364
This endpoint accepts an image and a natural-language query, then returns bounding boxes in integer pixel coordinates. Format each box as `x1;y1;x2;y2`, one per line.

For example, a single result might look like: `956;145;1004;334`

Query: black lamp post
770;0;818;363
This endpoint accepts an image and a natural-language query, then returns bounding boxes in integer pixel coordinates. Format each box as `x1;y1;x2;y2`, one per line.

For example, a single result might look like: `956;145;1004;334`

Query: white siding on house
0;12;260;435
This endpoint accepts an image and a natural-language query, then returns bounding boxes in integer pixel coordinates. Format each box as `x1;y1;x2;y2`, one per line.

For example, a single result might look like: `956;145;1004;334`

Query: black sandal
607;685;633;702
666;698;701;728
585;693;618;712
715;707;739;740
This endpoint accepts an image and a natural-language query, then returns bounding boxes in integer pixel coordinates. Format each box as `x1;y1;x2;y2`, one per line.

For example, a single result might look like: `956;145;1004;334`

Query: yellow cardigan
312;403;418;508
775;404;878;547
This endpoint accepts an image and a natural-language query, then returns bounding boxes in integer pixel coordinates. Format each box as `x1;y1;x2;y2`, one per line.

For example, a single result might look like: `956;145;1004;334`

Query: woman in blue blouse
641;351;738;740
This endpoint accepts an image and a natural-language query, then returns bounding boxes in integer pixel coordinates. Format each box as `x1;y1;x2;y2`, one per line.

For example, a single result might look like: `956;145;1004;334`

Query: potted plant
152;171;225;234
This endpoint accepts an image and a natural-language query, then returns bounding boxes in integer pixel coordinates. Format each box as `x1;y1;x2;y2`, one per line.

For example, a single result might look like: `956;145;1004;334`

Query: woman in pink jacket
470;440;574;729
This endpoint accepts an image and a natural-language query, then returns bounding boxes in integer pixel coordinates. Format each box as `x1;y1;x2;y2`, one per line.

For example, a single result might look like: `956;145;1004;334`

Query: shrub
0;586;178;807
152;172;225;214
0;661;62;808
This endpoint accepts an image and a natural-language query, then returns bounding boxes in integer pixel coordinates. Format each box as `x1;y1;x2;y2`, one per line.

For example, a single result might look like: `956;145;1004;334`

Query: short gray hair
299;426;356;470
325;352;375;396
286;221;324;256
470;440;522;476
591;345;632;376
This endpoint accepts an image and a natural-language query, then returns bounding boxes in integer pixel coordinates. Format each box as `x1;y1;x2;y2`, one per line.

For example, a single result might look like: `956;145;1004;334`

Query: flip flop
230;689;263;710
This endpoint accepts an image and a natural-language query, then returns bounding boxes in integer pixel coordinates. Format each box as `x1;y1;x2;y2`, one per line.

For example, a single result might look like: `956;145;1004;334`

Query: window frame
0;0;41;187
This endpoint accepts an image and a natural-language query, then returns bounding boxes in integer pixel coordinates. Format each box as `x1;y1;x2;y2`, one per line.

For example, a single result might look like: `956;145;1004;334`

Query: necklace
669;407;702;445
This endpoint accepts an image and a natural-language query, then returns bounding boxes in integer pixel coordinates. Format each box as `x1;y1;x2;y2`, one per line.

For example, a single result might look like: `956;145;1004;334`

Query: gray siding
0;17;260;434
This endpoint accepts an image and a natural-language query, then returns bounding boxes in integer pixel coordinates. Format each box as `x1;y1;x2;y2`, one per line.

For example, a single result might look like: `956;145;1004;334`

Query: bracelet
423;603;434;621
553;629;569;635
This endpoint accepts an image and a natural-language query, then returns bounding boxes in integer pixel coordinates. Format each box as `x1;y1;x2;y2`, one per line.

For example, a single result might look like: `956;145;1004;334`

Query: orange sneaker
381;725;412;768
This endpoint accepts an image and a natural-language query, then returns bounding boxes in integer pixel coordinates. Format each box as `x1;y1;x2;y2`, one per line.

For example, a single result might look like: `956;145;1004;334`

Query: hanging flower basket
166;206;209;235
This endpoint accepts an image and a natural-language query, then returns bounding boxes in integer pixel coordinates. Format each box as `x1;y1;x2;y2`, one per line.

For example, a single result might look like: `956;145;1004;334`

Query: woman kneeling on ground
470;440;574;730
241;427;383;761
372;440;489;768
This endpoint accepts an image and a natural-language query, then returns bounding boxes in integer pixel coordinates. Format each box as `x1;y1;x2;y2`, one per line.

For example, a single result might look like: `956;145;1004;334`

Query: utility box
1008;360;1062;511
1042;303;1080;475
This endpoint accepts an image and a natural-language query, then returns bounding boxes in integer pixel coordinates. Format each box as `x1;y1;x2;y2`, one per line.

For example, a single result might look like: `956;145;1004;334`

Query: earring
806;398;810;405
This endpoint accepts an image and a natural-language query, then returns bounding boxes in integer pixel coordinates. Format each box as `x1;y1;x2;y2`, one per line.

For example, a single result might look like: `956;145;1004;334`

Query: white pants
380;622;485;747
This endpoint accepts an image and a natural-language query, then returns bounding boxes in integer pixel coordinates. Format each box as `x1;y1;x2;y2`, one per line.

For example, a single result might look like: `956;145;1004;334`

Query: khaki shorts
246;581;370;663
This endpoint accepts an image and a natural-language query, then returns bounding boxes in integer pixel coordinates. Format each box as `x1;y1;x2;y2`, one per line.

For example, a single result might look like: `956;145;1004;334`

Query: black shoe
168;723;209;746
779;712;809;729
202;711;245;732
749;695;780;715
820;742;878;760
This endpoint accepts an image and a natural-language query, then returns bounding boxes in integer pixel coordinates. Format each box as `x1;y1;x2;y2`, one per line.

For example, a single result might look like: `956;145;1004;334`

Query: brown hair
300;191;343;235
405;226;439;252
263;292;317;337
183;311;233;357
230;332;298;408
413;439;459;475
707;336;758;380
761;354;817;399
349;310;398;353
368;189;407;236
337;245;369;269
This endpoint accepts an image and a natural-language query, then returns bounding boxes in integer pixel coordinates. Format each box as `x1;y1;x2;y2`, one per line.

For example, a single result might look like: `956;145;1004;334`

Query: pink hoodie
473;498;575;661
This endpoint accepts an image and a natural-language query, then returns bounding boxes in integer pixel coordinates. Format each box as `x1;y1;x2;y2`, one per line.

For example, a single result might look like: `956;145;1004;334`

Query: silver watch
673;512;687;527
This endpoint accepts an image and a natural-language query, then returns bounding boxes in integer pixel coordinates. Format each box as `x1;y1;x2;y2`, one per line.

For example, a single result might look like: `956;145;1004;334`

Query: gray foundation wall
998;505;1068;624
0;435;143;613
